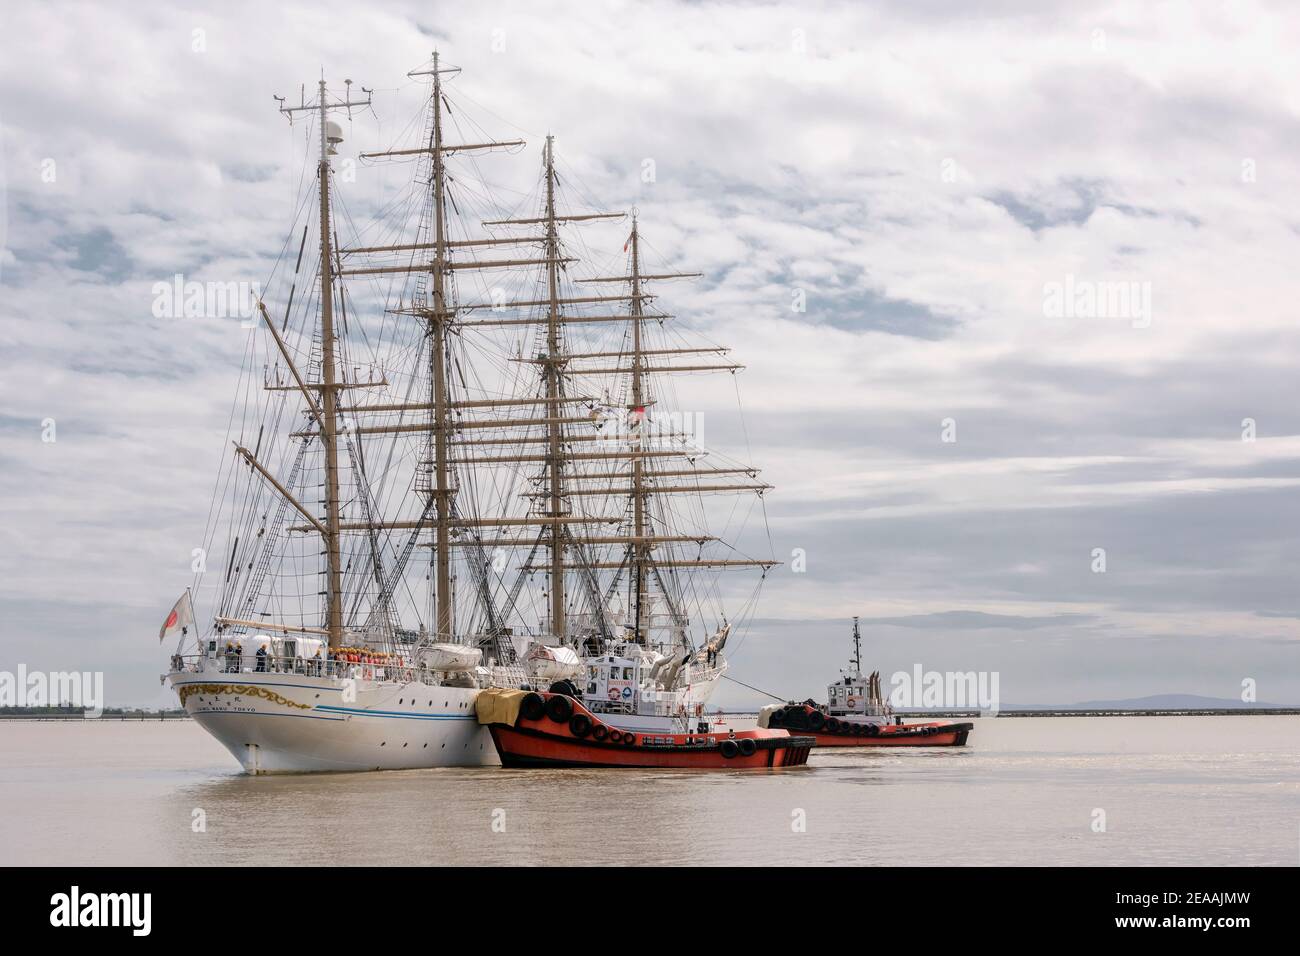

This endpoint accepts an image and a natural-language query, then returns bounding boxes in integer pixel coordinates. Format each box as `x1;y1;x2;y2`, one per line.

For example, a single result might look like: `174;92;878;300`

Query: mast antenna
851;616;862;676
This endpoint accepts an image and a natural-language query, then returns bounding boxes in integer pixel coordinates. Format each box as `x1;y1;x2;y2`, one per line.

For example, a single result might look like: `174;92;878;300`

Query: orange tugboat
477;688;814;769
759;618;974;748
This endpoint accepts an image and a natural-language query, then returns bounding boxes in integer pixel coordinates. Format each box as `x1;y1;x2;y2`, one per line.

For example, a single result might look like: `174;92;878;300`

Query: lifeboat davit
477;690;815;769
764;703;972;747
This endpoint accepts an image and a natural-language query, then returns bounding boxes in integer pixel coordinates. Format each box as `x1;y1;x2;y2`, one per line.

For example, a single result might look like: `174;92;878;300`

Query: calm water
2;716;1296;866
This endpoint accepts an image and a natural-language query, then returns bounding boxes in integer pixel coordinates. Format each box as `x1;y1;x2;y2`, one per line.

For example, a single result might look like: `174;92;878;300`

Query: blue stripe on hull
314;705;475;721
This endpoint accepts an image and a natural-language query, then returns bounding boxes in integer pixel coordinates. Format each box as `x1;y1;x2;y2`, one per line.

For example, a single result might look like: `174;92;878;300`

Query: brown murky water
2;716;1296;865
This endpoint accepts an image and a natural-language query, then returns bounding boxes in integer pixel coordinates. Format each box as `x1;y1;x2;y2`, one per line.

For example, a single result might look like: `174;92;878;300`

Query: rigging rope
721;673;787;704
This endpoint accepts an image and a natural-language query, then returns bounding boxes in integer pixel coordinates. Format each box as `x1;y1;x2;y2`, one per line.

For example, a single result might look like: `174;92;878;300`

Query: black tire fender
544;694;573;723
519;692;546;722
568;713;592;738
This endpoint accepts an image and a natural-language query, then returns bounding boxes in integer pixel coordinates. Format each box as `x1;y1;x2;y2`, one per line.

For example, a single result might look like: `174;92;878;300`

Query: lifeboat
423;643;482;672
477;689;814;769
764;703;972;747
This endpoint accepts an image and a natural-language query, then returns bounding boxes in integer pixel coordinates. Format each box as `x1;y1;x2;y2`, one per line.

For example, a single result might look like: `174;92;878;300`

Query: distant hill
891;694;1289;713
1065;694;1280;710
724;693;1295;714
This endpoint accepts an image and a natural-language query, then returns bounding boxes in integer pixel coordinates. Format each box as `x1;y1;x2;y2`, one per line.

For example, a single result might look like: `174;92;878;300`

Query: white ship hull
681;661;726;711
167;668;497;773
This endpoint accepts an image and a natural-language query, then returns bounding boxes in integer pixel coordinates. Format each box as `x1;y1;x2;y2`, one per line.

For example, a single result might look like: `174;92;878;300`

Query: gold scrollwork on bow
177;683;312;710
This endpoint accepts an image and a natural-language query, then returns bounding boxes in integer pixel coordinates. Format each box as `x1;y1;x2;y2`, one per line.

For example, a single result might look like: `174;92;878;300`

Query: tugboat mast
851;615;862;677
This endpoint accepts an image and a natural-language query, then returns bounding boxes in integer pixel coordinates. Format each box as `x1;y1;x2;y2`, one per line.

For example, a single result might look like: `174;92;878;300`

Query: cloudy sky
2;0;1299;708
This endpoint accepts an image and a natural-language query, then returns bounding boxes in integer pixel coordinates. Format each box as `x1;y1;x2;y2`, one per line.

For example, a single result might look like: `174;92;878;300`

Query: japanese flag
159;591;196;643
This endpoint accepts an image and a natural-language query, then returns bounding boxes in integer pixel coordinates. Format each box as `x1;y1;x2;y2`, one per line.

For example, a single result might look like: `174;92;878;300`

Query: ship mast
565;222;776;651
628;217;648;643
541;136;568;640
275;77;372;649
317;87;345;647
426;53;455;640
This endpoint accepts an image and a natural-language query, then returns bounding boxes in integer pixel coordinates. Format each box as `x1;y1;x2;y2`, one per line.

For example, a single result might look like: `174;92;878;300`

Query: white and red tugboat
759;618;974;747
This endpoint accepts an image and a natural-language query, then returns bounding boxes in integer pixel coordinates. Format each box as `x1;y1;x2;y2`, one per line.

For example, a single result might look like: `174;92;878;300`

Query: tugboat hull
480;690;814;769
798;721;973;747
766;704;973;748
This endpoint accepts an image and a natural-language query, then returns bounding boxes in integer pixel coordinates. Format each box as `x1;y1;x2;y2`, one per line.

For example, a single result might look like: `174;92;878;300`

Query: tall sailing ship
162;55;777;772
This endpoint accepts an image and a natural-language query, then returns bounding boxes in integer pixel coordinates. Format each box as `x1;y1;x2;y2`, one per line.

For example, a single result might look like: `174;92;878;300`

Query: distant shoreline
0;710;189;721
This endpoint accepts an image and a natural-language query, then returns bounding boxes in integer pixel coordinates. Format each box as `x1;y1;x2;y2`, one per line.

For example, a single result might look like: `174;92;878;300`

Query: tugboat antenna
851;616;862;677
